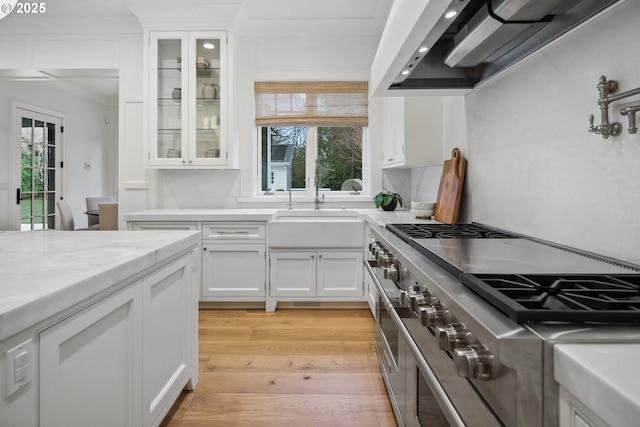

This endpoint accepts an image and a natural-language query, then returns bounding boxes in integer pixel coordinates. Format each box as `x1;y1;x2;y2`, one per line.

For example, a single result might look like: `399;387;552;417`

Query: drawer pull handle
216;231;250;235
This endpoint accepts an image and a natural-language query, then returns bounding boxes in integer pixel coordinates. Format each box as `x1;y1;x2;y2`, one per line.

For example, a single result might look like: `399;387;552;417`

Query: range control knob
377;252;396;267
436;324;470;352
399;290;411;307
420;303;449;327
453;346;500;381
383;264;400;282
409;291;432;312
369;242;384;257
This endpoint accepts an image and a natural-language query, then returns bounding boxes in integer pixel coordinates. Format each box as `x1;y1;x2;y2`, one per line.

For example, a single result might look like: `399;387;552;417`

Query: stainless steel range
366;222;640;427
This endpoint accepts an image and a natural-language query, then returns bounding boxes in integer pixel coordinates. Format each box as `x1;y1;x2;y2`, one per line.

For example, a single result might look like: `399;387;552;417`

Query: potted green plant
373;190;403;211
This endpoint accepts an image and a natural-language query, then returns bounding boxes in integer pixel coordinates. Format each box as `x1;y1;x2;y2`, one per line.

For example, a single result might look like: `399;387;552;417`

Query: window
259;126;363;194
255;81;367;196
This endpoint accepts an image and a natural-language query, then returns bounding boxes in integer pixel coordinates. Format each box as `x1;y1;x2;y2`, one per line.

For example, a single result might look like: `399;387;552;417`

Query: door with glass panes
15;108;62;230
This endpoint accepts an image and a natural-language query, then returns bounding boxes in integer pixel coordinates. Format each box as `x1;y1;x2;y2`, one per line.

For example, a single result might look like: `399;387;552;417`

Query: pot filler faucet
314;158;324;210
589;75;640;138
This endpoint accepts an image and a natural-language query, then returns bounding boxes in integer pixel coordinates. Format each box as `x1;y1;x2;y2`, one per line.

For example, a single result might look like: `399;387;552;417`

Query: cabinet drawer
202;222;266;241
132;221;198;231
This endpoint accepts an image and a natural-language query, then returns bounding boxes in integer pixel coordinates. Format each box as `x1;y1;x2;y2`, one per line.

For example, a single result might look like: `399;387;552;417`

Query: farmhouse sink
273;209;360;220
268;210;364;248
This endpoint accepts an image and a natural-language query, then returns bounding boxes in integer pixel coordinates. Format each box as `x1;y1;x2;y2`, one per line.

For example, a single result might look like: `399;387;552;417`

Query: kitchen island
0;230;201;427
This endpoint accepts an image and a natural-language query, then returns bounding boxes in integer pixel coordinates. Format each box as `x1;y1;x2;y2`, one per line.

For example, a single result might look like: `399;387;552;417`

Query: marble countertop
0;230;200;342
124;207;439;227
554;343;640;426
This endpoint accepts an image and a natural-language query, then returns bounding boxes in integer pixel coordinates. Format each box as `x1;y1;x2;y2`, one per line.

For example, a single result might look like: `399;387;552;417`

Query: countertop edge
554;343;640;427
0;231;200;342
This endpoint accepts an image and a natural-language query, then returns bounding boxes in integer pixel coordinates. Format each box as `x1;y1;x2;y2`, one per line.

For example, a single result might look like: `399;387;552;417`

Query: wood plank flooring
160;308;397;427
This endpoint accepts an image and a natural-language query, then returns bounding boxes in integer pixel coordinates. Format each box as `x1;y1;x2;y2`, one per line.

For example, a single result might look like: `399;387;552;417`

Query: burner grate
461;274;640;323
387;223;518;239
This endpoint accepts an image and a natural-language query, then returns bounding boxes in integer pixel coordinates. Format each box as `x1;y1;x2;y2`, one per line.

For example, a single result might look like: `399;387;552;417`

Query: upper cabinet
382;96;443;168
146;31;228;168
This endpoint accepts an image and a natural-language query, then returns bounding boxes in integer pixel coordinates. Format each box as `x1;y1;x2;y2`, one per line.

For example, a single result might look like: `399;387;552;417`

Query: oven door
367;260;407;424
405;348;456;427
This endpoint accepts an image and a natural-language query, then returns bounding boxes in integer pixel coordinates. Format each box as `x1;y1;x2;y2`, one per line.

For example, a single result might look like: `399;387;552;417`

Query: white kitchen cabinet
146;30;228;168
269;250;363;298
38;252;197;427
559;387;609;427
142;254;194;427
39;283;144;427
201;222;267;300
382;96;443;168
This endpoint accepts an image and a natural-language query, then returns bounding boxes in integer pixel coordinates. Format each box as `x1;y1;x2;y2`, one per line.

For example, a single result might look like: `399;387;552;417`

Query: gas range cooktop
387;223;518;239
460;273;640;323
386;223;640;323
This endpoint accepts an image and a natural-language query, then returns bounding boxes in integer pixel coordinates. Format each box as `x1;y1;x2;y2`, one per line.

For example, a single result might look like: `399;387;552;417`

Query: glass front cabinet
146;31;227;168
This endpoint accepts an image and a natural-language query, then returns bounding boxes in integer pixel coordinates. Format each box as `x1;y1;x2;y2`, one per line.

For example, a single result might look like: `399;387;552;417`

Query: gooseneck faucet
286;188;294;209
314;159;324;210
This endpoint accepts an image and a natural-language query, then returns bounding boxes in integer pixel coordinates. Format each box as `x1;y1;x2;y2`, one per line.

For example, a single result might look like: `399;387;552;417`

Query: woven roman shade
254;81;368;126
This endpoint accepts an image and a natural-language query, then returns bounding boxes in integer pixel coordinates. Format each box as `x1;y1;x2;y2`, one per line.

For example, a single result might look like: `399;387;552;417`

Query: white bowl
412;208;434;218
411;201;436;210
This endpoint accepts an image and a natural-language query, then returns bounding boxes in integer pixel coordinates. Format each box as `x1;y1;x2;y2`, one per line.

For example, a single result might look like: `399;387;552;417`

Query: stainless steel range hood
371;0;621;95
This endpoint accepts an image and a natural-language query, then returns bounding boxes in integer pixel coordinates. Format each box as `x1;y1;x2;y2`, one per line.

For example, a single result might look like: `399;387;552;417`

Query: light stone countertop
0;230;200;342
554;343;640;426
123;207;439;227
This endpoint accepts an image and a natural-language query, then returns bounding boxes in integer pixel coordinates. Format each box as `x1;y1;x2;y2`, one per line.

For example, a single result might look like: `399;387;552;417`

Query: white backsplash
463;0;640;265
157;169;241;208
410;166;442;204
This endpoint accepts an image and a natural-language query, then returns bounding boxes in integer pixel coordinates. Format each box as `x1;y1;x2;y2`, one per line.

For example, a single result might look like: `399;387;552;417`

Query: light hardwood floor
160;308;397;427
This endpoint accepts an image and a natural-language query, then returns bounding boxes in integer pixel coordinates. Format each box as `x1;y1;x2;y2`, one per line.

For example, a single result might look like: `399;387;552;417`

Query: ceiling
0;0;391;105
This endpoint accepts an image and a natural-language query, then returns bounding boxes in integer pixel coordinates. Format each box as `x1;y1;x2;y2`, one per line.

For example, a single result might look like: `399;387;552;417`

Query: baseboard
199;301;369;310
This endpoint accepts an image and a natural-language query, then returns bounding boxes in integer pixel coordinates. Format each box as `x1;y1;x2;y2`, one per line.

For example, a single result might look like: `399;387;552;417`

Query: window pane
318;127;362;191
261;126;306;191
47;122;56;145
22;169;33;192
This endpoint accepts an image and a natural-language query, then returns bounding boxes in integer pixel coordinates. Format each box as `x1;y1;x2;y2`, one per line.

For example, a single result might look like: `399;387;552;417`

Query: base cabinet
201;222;266;301
269;250;363;298
142;255;193;427
38;251;197;427
559;387;609;427
39;284;143;427
202;244;266;299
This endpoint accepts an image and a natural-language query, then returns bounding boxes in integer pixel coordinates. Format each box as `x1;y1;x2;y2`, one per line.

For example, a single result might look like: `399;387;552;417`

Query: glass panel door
150;32;188;166
20;114;60;230
189;33;226;166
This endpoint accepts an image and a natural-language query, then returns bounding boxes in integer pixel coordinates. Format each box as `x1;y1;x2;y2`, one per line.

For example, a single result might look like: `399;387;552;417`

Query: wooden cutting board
434;148;467;224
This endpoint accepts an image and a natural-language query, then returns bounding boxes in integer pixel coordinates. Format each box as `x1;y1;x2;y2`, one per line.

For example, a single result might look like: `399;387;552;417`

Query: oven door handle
364;260;393;307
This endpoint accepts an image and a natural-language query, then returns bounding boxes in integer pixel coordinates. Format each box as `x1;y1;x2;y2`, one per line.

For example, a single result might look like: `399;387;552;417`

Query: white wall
0;81;117;229
155;33;386;209
462;0;640;265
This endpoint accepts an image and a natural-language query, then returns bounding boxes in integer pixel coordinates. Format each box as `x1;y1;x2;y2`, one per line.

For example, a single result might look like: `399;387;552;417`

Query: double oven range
365;223;640;427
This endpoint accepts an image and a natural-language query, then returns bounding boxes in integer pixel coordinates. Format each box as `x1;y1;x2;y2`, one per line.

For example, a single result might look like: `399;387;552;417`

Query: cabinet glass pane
158;39;183;159
194;37;221;159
